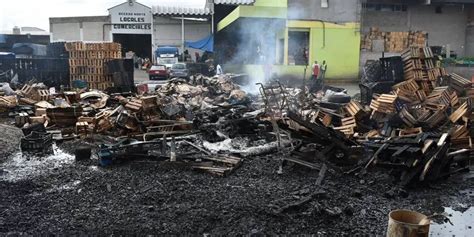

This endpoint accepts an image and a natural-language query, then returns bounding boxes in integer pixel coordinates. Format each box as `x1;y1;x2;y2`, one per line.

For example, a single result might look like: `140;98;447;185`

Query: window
363;3;407;12
172;63;186;69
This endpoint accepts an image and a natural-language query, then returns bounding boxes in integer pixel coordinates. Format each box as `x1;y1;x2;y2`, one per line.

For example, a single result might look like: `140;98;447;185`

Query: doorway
288;30;310;66
113;34;152;59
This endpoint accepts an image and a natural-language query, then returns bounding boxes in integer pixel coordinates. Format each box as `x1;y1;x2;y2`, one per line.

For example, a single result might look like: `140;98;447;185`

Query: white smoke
219;18;285;94
219;5;308;94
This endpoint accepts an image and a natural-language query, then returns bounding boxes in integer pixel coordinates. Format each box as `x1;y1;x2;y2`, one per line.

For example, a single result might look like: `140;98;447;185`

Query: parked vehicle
148;65;169;80
155;46;179;69
170;63;189;79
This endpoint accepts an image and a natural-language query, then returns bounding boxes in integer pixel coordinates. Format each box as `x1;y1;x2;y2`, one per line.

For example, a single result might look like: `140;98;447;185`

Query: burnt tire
328;94;351;104
75;146;91;161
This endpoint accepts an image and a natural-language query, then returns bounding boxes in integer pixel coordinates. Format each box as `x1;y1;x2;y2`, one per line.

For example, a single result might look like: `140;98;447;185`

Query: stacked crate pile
361;27;384;50
408;31;427;48
402;46;447;89
65;42;122;90
361;28;427;52
384;32;409;52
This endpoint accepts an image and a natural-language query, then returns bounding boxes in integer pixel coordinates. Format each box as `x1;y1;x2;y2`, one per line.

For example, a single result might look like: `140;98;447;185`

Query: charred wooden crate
359;81;396;105
20;132;53;154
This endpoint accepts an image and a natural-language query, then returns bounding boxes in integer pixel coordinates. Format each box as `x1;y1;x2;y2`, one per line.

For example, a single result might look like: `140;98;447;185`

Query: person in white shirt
216;64;223;76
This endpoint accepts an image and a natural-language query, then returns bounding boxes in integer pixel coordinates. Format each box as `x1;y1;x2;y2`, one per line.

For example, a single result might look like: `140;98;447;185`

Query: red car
148;65;169;80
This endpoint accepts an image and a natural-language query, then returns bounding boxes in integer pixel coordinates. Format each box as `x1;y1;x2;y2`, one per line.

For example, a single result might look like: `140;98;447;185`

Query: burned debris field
1;43;474;235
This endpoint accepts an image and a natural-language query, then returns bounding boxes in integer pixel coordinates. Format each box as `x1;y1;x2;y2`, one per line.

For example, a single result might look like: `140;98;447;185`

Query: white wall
50;15;211;60
288;0;360;23
153;16;211;46
50;23;81;41
50;16;110;42
83;22;111;41
153;16;211;60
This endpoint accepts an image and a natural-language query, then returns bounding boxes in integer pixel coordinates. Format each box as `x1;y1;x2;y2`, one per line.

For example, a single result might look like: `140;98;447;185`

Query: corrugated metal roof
214;0;255;5
152;5;213;16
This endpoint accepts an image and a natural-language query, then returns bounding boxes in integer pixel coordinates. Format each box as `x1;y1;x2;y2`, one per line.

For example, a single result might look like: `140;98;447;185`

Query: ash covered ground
1;125;473;235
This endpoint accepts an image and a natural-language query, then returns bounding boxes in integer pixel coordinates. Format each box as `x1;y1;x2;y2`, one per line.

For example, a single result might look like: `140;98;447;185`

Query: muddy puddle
430;205;473;237
0;144;74;181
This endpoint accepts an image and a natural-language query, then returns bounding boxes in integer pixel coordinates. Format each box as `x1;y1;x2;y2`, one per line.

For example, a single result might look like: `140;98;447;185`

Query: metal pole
211;14;214;34
181;14;185;61
151;11;155;64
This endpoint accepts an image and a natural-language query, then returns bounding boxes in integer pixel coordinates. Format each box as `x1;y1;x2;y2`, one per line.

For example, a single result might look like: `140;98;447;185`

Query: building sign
109;0;152;34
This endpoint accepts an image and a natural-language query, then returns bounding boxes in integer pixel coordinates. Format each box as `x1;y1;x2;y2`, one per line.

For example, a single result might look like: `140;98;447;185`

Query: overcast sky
0;0;206;32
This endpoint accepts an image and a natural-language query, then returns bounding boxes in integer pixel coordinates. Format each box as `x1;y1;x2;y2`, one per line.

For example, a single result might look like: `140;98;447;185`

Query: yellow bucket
386;209;430;237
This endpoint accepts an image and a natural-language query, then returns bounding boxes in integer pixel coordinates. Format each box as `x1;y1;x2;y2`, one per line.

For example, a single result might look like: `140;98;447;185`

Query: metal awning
152;5;213;16
430;0;474;3
153;0;257;15
214;0;255;5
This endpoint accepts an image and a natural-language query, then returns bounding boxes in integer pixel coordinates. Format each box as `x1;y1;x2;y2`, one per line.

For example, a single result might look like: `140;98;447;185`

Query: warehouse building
361;0;474;58
49;0;258;62
50;0;214;60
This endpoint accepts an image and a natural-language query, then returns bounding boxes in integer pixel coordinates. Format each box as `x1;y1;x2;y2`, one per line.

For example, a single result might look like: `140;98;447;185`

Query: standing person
310;60;321;92
320;60;328;81
216;64;223;76
137;57;143;69
133;54;139;69
195;52;201;63
312;61;320;80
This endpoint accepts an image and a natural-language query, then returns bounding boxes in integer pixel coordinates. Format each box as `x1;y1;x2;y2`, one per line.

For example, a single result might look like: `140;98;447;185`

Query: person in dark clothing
195;52;201;63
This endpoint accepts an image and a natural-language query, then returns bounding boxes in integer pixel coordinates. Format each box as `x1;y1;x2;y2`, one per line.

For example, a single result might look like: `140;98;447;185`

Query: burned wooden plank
316;164;327;186
365;143;389;169
283;157;321;170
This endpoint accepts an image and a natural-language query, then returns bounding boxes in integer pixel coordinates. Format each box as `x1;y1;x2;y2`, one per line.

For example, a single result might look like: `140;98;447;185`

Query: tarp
12;43;47;56
185;34;214;52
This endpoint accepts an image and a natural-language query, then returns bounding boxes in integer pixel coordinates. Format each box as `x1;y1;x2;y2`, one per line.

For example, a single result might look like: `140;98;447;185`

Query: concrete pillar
79;22;84;41
181;15;185;61
284;28;289;65
151;11;155;63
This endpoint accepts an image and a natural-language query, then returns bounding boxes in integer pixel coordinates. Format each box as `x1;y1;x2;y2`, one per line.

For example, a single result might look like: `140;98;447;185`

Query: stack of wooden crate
384;32;409;52
402;46;447;83
408;31;427;47
361;28;427;52
361;27;385;50
65;42;122;90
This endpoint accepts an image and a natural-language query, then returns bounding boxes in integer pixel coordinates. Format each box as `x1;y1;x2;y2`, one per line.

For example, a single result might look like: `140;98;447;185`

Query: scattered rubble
0;46;472;185
0;45;473;235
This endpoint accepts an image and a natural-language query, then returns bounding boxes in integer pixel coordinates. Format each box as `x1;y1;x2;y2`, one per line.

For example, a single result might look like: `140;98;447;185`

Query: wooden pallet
370;94;398;114
76;121;89;135
399;108;417;127
19;84;33;97
449;73;472;95
37;89;50;101
334;116;357;137
345;100;365;118
0;96;18;108
449;102;468;123
399;127;423;137
393;79;419;92
125;98;143;112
